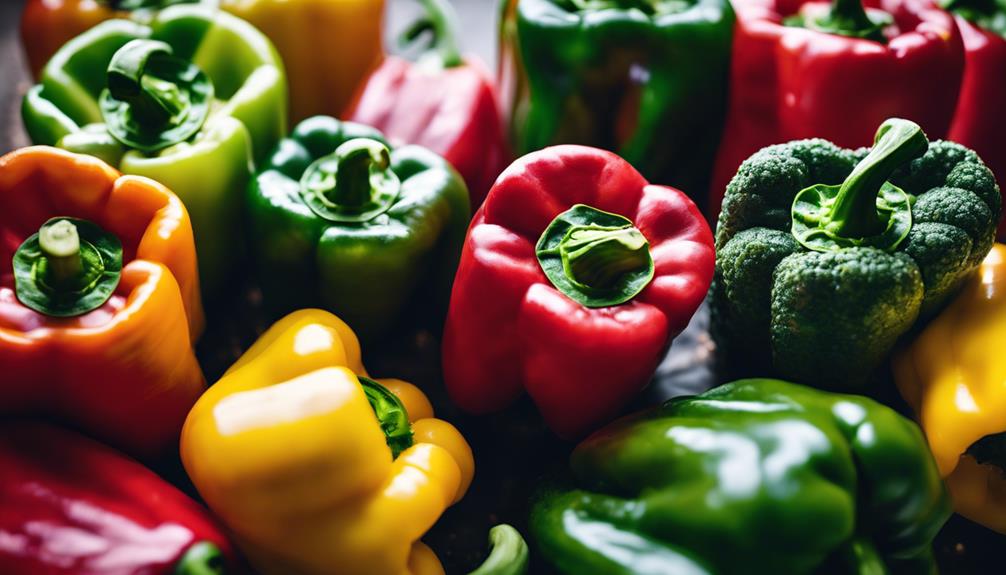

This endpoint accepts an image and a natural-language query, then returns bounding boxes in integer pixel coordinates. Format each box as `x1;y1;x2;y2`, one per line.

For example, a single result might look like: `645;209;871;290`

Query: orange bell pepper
0;146;204;459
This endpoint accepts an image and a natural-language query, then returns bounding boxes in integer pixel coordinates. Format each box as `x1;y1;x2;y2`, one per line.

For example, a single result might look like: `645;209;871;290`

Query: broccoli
711;119;1001;389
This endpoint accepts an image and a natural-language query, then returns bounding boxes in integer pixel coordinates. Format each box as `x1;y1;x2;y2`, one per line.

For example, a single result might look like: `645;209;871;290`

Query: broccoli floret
891;139;979;193
712;228;800;367
912;187;994;269
770;248;923;387
901;222;972;316
946;158;1001;218
716;139;857;249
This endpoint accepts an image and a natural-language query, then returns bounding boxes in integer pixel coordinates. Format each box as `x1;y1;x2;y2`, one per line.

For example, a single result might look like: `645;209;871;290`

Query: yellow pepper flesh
181;309;473;575
220;0;385;123
894;244;1006;533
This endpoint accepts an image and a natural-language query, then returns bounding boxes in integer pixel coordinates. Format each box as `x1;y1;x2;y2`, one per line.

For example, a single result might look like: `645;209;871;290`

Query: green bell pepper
711;118;1001;388
247;116;470;341
499;0;734;201
532;378;951;575
21;4;287;298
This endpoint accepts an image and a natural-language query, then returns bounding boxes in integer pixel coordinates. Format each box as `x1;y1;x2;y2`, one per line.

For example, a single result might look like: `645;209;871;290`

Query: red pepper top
443;145;714;438
347;55;509;210
709;0;963;215
0;422;236;575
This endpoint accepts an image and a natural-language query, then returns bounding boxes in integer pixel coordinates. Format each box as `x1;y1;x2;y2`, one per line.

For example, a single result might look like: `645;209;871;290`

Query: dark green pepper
247;116;470;341
499;0;734;201
711;118;1001;388
531;378;951;575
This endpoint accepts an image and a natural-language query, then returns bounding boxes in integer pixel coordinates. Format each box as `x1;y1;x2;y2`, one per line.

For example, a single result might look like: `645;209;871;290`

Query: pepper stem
39;220;83;287
468;524;530;575
174;541;225;575
827;0;878;33
826;118;927;239
401;0;463;68
359;376;414;459
562;226;650;290
325;139;392;208
107;40;183;127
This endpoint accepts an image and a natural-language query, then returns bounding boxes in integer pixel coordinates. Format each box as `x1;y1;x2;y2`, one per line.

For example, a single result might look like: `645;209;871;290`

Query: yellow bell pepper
180;309;473;575
220;0;385;123
894;243;1006;534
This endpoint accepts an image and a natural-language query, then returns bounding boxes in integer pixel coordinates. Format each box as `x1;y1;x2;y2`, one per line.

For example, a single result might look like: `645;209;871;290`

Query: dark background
1;1;1003;573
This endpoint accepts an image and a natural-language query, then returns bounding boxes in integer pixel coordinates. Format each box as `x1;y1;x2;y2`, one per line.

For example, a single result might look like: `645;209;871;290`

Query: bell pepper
180;308;474;575
19;0;202;80
222;0;385;124
944;7;1006;236
20;0;382;125
247;116;469;341
498;0;734;202
0;421;236;575
0;146;204;459
894;244;1006;534
346;0;509;209
708;0;965;215
21;4;287;298
442;145;714;439
531;378;951;574
711;118;1000;388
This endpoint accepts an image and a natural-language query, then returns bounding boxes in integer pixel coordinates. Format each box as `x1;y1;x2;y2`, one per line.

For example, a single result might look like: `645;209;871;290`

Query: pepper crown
791;118;927;252
942;0;1006;37
100;39;213;153
12;218;123;317
787;0;892;43
536;204;655;308
300;138;402;223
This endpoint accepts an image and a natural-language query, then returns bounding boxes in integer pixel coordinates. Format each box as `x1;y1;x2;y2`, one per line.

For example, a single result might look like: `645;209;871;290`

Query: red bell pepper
442;145;714;439
0;422;236;575
708;0;964;215
345;0;509;209
947;15;1006;235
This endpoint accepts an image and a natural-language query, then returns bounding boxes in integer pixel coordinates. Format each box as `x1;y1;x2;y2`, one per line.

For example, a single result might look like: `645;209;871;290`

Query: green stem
562;226;650;290
468;525;530;575
827;118;928;239
107;40;181;127
401;0;463;68
326;139;392;208
174;542;225;575
359;376;414;459
38;219;83;288
827;0;878;33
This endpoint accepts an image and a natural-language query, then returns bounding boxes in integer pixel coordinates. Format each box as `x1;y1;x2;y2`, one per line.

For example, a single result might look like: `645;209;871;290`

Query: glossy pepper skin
708;0;964;214
347;0;509;209
499;0;733;202
946;13;1006;236
19;1;214;80
0;146;204;459
20;0;381;124
531;378;951;575
181;309;474;575
224;0;384;124
711;119;1000;389
21;4;287;298
247;116;469;341
443;145;714;439
0;422;235;575
895;244;1006;534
